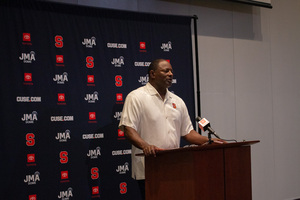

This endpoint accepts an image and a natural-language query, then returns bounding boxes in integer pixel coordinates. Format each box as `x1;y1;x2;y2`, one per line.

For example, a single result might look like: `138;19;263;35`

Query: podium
144;140;259;200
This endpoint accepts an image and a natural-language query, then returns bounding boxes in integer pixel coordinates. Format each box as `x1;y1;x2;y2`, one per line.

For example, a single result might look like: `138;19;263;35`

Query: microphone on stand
196;116;221;143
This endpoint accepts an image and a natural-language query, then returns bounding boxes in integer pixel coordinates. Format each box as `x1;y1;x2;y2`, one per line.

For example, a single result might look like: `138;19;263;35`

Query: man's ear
149;70;155;79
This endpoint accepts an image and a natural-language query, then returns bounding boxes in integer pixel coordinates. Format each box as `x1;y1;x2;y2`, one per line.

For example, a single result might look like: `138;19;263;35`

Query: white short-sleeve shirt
119;83;194;180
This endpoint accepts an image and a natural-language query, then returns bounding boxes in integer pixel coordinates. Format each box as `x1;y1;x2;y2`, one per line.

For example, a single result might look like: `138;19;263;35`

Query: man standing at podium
119;59;223;199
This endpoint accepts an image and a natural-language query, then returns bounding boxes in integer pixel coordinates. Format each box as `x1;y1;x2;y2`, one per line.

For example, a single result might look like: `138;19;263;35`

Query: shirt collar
146;82;172;100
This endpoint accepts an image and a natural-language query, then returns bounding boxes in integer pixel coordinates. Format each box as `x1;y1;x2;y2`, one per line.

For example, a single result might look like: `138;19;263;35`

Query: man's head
148;59;173;90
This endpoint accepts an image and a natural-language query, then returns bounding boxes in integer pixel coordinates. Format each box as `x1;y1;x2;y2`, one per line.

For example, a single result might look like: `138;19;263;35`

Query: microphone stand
207;131;213;144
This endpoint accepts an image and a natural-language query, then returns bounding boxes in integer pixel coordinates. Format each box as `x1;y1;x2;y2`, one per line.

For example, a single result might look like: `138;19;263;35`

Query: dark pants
137;179;145;200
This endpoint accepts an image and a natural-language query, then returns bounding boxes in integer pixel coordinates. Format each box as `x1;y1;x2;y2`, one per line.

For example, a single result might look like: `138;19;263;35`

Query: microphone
196;116;220;139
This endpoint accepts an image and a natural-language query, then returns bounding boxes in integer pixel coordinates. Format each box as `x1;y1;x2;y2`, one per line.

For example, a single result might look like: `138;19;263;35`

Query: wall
42;0;300;199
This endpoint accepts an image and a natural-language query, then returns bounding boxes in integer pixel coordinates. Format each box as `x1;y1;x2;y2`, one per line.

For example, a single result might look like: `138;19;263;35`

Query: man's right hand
123;126;164;156
142;144;162;157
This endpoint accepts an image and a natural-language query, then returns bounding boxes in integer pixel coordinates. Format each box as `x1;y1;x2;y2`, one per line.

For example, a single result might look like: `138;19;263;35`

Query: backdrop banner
0;1;195;199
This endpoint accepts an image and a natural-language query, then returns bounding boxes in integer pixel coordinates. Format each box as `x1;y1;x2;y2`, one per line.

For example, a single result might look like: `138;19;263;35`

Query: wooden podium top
136;140;260;156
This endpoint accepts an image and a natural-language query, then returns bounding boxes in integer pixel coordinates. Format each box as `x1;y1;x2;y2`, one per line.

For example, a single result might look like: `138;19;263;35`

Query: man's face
153;60;173;88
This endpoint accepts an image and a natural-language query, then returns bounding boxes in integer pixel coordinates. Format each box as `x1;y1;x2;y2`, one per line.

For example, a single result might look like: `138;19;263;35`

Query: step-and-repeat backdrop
0;1;195;199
